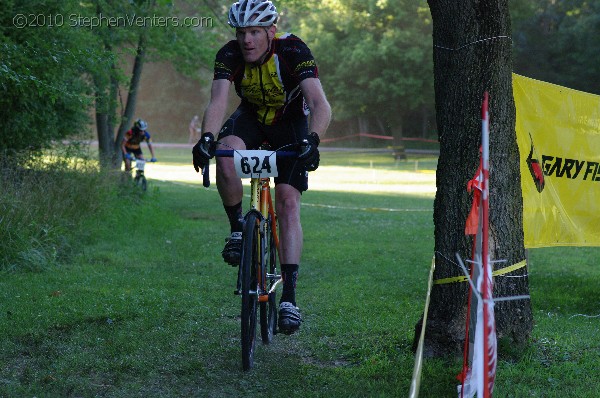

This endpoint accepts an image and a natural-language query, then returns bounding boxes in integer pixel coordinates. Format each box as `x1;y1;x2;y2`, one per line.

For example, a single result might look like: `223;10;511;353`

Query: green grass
1;147;598;397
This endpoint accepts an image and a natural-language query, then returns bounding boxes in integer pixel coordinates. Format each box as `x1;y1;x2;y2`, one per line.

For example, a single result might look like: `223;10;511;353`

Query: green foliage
144;1;224;76
88;0;221;78
512;0;600;94
291;0;434;134
0;0;97;151
0;0;224;155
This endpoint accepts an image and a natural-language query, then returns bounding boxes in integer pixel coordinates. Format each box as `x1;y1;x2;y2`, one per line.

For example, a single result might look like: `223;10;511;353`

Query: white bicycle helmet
133;118;148;131
228;0;278;28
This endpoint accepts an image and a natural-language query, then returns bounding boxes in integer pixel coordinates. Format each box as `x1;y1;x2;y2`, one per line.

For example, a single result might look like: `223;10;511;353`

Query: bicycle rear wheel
260;214;278;343
240;211;260;371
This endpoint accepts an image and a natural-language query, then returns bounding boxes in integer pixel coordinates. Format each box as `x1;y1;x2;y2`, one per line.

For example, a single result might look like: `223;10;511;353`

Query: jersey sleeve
281;34;319;82
214;41;243;81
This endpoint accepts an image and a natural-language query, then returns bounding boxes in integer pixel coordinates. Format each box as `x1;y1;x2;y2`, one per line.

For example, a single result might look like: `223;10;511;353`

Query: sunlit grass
146;147;438;198
148;163;437;195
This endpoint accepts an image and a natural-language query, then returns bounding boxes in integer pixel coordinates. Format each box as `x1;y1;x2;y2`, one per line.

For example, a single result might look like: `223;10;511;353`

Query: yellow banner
514;74;600;248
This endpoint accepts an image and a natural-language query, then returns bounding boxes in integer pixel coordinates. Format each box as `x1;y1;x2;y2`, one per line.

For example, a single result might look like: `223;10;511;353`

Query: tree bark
113;33;147;167
418;0;533;358
357;116;369;145
94;33;147;170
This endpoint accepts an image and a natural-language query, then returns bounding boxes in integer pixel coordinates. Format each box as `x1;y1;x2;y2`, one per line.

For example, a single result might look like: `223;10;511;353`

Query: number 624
240;156;272;174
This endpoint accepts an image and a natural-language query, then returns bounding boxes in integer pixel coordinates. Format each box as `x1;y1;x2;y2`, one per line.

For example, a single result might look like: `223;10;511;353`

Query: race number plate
233;150;278;178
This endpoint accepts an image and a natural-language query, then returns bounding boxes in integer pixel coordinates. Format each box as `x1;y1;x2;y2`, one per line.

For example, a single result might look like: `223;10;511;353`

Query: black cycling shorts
125;147;143;157
217;106;309;193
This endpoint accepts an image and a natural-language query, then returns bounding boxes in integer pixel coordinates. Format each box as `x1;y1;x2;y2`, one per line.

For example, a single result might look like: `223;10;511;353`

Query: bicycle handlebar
202;149;298;188
213;149;298;157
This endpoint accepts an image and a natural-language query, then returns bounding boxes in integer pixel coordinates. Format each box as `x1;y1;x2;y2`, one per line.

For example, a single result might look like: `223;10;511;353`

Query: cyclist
122;118;157;171
192;0;331;335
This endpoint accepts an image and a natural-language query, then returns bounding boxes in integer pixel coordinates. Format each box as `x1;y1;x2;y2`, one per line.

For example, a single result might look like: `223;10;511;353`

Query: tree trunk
113;33;147;164
94;33;147;170
357;116;369;145
418;0;533;358
393;117;403;147
95;109;111;169
375;116;386;135
107;72;118;166
94;67;115;171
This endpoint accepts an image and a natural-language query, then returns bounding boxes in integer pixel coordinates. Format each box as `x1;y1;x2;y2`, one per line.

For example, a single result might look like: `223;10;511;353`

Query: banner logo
526;133;545;193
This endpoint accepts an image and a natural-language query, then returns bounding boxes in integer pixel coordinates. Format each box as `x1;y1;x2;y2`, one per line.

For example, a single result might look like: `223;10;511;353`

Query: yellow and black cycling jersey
214;32;319;125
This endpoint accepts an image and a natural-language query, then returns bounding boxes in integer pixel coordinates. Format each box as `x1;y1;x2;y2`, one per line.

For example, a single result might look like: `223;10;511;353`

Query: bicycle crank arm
267;277;282;295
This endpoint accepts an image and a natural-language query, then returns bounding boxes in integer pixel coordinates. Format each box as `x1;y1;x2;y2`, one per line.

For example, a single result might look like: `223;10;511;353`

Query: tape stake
409;256;436;398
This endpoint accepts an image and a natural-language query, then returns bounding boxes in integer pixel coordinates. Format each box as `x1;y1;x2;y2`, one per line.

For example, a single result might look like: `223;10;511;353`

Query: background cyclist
122;118;157;171
192;0;331;335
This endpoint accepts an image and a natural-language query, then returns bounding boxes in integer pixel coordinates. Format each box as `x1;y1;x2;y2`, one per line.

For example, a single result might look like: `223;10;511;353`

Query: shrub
0;145;115;271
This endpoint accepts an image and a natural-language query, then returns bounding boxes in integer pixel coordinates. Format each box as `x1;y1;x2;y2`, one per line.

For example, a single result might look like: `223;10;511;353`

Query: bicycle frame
248;177;281;303
252;177;280;247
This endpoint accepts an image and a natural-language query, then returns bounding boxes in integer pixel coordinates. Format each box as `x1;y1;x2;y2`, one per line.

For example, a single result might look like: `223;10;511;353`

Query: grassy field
1;147;599;397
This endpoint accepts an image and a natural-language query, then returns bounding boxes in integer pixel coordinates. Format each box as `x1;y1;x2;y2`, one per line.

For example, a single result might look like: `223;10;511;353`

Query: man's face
236;26;274;64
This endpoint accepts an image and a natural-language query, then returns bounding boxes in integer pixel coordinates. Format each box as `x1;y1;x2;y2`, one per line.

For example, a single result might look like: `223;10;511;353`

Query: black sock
223;202;243;233
280;263;299;306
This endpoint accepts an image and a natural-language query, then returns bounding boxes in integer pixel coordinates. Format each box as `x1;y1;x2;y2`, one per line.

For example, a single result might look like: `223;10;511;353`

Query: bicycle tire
260;214;277;343
141;176;147;191
240;211;259;371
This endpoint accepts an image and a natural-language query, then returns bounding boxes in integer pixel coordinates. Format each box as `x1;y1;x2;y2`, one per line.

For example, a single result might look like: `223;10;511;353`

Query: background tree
89;0;222;169
0;0;98;152
1;0;223;166
512;0;600;94
292;0;435;142
420;0;533;357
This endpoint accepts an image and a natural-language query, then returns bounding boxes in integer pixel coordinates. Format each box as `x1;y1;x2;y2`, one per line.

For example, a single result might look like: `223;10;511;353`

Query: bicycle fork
258;179;283;300
235;220;281;301
235;178;282;299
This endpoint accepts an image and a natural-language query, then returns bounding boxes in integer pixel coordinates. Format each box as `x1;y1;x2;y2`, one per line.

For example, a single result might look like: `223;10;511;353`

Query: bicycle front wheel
240;211;260;371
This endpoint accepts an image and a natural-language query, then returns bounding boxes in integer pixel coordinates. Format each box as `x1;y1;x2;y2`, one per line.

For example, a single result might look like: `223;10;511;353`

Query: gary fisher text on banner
513;74;600;248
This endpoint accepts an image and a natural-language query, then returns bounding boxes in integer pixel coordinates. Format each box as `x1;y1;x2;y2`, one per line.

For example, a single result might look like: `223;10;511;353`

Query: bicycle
125;155;156;192
202;142;297;371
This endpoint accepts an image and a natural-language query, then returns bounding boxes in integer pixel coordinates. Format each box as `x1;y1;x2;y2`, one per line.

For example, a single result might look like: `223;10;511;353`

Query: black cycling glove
298;132;320;172
192;132;216;172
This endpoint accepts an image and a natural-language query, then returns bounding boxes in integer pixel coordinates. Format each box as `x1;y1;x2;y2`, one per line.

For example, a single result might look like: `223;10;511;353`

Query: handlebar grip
202;165;210;187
